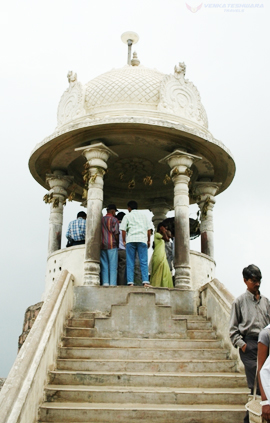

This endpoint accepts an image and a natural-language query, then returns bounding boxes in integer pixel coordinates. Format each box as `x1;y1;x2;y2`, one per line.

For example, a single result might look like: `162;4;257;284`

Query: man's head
77;211;86;219
127;200;138;212
243;264;262;296
116;212;125;222
107;204;118;216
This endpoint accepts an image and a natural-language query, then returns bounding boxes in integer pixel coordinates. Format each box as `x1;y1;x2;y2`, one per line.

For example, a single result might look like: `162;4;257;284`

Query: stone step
61;337;222;349
49;371;247;388
65;328;97;337
67;317;211;331
74;312;96;319
74;314;207;321
38;402;246;422
67;319;95;328
185;321;212;330
56;358;237;373
45;385;249;405
186;330;216;339
59;347;229;360
172;315;207;321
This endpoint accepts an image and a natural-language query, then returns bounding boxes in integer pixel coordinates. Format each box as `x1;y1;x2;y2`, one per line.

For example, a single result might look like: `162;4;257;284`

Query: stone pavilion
0;33;247;423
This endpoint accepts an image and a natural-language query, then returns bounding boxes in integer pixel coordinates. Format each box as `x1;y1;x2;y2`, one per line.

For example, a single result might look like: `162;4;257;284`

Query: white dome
85;65;164;112
57;63;208;130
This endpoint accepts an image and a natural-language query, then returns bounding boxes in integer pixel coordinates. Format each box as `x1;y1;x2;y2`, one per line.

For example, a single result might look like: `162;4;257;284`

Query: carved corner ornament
174;62;186;79
57;70;85;127
82;162;107;192
201;196;211;218
158;63;208;128
43;193;60;208
43;193;53;204
185;168;193;178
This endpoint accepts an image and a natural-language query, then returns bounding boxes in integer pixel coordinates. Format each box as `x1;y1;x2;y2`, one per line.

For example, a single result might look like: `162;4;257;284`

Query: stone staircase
38;291;248;422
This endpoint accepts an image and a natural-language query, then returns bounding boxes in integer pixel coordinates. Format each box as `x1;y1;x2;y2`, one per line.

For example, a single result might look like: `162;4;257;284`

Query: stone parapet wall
18;302;44;351
0;271;74;423
199;279;242;370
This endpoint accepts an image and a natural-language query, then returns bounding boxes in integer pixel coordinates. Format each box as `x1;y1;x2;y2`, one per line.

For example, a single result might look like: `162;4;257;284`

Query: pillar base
83;260;100;286
174;265;191;289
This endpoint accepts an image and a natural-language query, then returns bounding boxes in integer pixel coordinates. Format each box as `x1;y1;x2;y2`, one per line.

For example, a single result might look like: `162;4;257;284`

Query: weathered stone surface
18;301;44;350
0;379;5;391
73;285;195;315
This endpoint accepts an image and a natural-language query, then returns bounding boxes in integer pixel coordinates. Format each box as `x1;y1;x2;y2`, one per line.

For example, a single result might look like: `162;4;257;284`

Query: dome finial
121;31;139;65
131;51;140;66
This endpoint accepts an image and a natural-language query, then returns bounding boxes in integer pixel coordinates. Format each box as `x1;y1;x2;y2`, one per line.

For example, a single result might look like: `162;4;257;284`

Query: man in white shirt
120;201;152;286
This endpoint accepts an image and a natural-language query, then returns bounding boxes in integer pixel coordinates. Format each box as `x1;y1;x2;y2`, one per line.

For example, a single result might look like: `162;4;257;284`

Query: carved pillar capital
76;142;118;286
159;150;201;288
76;142;118;168
194;182;221;207
44;171;74;256
160;150;200;176
46;172;74;202
194;182;221;258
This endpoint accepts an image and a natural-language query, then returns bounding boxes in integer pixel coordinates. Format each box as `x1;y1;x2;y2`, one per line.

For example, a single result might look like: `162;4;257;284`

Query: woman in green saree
150;223;174;288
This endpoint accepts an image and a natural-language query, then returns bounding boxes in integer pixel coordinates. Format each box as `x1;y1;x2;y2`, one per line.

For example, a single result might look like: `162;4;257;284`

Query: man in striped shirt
101;204;119;286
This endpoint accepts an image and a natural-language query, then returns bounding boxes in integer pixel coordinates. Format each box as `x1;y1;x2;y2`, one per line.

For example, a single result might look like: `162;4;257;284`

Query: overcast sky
0;0;269;377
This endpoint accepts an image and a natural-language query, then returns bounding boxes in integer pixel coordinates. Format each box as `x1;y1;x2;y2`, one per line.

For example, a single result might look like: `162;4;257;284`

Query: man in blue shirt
66;211;87;247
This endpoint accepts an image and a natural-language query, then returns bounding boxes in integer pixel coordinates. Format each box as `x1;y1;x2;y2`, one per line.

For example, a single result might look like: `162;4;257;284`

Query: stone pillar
194;182;221;259
150;198;170;230
159;150;201;288
46;171;73;255
75;143;118;286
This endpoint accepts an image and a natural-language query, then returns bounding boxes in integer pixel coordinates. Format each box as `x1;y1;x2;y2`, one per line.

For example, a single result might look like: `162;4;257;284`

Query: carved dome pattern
84;66;164;112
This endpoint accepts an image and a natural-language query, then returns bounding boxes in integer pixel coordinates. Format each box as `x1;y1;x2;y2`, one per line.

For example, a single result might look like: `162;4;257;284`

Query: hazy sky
0;0;269;377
